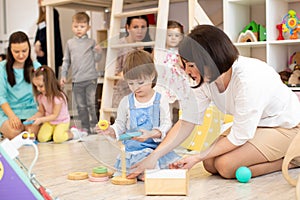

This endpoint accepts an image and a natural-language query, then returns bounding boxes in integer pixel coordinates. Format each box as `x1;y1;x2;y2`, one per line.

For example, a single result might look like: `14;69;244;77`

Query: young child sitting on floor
26;66;87;143
95;50;181;178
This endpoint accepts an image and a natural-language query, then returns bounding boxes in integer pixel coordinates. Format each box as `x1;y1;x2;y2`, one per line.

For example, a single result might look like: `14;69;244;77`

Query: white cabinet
223;0;300;72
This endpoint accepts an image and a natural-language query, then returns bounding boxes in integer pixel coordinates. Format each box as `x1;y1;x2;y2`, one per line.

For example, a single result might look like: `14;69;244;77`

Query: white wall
0;0;38;55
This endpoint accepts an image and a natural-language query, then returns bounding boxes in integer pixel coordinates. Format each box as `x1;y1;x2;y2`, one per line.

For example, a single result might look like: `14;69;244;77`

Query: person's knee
203;159;218;174
53;131;69;143
214;157;235;179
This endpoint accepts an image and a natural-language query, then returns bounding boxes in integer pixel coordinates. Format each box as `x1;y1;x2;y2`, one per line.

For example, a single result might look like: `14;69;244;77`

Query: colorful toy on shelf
281;9;300;39
276;23;284;40
237;20;266;43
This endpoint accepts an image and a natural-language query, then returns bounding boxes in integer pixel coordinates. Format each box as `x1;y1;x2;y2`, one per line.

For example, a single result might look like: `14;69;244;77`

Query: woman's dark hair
125;15;152;53
7;31;33;87
179;25;239;83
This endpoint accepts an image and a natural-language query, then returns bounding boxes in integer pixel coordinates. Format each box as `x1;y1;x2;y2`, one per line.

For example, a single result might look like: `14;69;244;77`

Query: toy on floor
0;131;55;199
235;166;252;183
96;120;138;185
281;9;300;39
67;172;88;180
88;166;109;182
111;141;137;185
144;169;189;195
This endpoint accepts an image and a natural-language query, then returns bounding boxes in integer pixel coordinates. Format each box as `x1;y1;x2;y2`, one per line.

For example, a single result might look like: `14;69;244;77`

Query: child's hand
94;45;102;54
32;118;42;126
133;129;161;142
60;77;67;88
94;125;116;138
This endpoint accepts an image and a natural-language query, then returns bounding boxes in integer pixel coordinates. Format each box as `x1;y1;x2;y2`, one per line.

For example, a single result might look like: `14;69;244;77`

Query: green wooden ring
93;166;107;174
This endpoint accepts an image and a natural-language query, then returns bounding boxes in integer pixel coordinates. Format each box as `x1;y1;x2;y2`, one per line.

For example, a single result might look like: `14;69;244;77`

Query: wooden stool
282;133;300;186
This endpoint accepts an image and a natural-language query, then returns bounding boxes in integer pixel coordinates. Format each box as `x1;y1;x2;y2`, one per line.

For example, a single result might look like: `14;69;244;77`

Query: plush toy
288;52;300;86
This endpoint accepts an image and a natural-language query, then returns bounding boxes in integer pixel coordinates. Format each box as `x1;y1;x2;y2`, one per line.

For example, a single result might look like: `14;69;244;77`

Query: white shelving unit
223;0;300;73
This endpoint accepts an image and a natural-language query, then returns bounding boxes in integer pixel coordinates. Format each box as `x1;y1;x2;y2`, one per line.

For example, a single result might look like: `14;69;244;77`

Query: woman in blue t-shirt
0;31;41;139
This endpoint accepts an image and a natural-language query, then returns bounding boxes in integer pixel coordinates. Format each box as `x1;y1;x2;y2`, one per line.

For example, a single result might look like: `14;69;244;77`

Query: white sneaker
71;127;88;141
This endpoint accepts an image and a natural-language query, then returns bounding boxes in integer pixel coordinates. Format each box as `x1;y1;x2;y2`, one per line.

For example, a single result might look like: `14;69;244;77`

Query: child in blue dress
96;50;180;178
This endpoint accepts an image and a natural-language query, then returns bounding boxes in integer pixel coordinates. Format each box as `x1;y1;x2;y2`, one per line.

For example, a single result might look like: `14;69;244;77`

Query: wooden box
144;169;189;196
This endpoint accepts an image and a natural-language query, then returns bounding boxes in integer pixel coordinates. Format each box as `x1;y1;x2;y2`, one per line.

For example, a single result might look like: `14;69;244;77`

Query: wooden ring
88;175;109;182
98;120;109;130
93;166;108;174
67;172;88;180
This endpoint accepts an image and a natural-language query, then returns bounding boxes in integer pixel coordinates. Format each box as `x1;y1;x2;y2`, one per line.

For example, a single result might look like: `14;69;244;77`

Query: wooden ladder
99;0;213;121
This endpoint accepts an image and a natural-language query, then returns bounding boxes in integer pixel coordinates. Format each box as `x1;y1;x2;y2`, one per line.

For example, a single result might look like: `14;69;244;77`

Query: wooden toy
67;172;88;180
110;142;137;185
282;133;300;186
98;120;109;130
144;169;189;196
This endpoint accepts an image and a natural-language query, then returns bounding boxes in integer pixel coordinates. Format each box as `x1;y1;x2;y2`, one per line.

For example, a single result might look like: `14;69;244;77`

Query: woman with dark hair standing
112;15;153;108
34;0;63;78
128;25;300;180
0;31;41;139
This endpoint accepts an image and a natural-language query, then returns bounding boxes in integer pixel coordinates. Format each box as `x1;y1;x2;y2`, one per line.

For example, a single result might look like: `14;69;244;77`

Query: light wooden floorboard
16;135;300;200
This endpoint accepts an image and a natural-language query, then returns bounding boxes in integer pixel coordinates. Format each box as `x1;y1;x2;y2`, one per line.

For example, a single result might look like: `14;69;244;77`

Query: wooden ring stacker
111;141;137;185
68;172;88;180
282;133;300;186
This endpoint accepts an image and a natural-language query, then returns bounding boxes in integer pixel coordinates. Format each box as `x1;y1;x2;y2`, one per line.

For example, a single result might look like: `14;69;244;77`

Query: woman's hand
8;115;22;129
169;154;200;170
127;153;158;179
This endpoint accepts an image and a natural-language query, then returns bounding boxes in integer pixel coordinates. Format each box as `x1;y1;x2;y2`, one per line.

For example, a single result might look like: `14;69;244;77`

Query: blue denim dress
114;92;181;176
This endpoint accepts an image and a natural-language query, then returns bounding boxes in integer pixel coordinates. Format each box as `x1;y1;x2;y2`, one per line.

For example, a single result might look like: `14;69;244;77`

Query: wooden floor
15;135;300;200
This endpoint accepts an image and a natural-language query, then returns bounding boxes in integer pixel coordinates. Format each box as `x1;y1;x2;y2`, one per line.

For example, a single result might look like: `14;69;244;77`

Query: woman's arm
171;135;238;170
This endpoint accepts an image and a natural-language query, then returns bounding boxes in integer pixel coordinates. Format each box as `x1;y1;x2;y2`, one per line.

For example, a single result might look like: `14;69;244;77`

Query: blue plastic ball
235;166;252;183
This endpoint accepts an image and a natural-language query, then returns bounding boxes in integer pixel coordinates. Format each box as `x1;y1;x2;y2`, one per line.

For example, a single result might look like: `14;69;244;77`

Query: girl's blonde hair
123;50;157;88
32;65;67;104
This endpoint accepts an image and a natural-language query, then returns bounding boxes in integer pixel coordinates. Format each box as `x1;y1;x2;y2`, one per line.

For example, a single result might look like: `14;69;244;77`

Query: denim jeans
72;79;98;133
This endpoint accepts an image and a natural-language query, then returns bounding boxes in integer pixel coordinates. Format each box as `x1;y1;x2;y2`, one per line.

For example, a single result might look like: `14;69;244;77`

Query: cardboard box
144;169;189;196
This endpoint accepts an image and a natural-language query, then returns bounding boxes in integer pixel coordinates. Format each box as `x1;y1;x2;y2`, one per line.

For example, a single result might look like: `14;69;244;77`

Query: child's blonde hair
72;12;90;24
123;50;157;88
32;65;67;104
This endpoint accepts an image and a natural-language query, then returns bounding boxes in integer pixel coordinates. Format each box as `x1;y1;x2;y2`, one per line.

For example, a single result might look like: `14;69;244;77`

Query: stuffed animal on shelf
278;52;300;86
288;52;300;86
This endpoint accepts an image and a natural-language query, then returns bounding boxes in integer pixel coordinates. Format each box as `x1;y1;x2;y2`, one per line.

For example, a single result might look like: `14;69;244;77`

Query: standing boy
60;12;102;134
